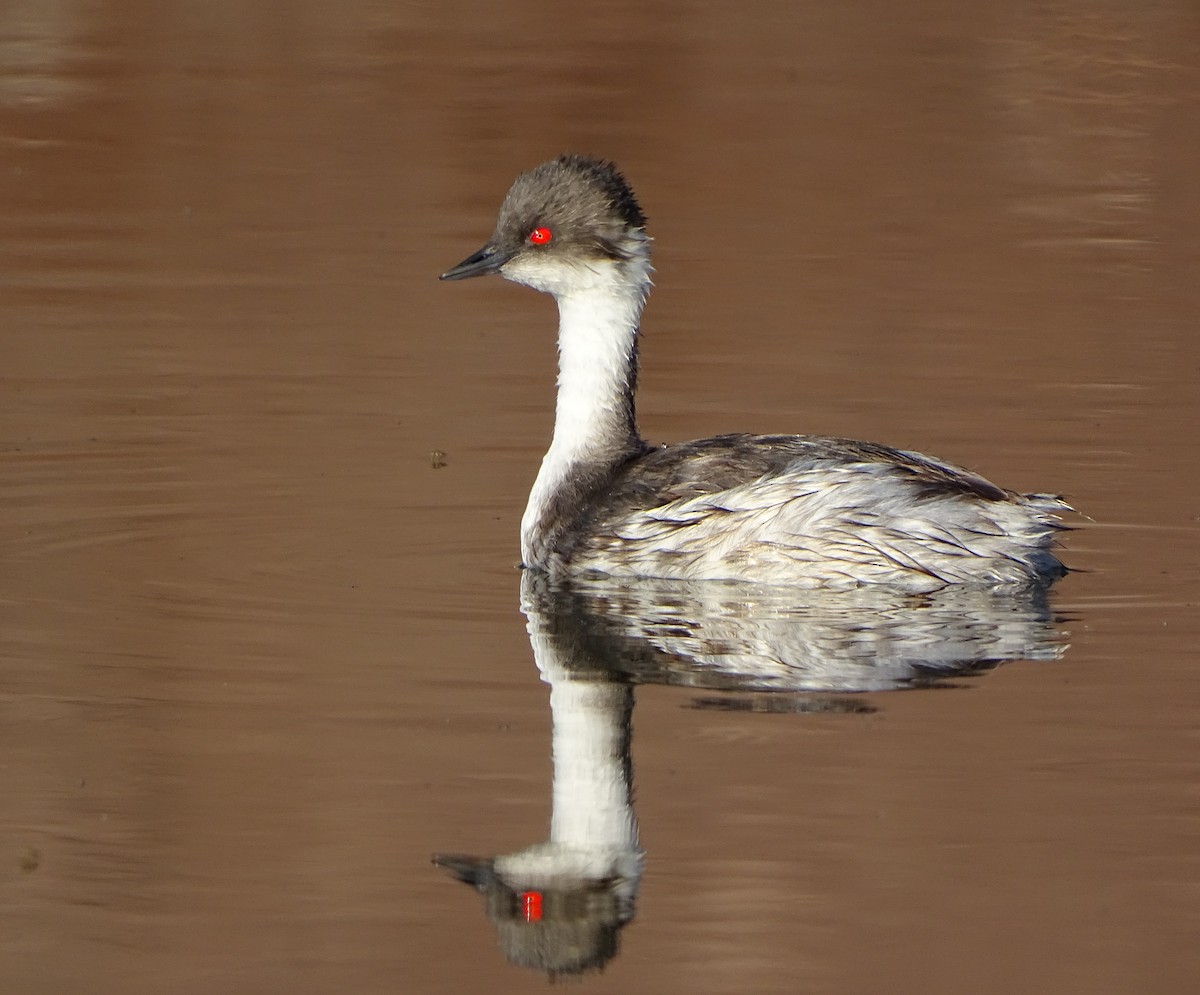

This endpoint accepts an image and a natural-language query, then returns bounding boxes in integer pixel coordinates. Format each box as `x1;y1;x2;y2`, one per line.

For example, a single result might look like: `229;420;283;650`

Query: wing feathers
560;437;1070;590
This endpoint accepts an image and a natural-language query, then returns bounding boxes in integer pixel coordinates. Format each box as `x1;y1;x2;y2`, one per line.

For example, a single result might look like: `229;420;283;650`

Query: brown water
3;3;1198;992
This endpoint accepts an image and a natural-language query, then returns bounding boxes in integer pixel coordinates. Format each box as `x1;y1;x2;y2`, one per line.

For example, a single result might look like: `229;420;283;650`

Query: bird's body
442;155;1070;591
525;433;1068;591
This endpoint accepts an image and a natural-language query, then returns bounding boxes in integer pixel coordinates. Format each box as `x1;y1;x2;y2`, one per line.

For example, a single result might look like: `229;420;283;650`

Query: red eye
529;226;553;245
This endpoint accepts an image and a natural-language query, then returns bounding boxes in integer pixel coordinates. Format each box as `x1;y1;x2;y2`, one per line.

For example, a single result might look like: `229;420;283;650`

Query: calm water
3;3;1198;993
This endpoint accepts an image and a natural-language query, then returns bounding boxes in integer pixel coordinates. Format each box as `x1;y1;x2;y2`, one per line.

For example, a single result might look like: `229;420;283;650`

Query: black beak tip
431;852;496;889
439;242;508;282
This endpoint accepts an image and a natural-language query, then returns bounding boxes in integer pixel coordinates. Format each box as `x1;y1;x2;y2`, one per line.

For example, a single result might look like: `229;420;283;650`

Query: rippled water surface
3;3;1199;993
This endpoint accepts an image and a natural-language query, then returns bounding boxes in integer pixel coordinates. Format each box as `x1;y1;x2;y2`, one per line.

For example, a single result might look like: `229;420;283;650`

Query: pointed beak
432;853;498;890
439;241;512;281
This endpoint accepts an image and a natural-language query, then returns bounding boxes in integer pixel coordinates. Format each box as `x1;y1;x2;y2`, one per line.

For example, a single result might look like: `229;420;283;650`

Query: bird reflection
433;571;1068;978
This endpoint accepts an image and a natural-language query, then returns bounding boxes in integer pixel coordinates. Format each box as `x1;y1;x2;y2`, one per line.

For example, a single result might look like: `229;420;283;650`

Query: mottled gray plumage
442;155;1073;590
528;433;1069;590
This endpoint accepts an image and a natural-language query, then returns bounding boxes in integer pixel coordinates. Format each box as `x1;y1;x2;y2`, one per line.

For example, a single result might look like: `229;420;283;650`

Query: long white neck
548;678;638;852
489;608;643;891
520;245;651;566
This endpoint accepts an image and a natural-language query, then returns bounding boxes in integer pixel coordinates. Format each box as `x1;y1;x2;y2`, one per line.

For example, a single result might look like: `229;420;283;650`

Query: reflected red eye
529;226;553;245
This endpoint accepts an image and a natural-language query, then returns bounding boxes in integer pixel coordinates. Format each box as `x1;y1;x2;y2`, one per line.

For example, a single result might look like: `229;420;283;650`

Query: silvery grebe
441;154;1070;591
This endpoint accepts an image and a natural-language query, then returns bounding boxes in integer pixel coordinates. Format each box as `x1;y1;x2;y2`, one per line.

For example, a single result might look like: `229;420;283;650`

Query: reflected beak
432;852;498;890
439;242;512;281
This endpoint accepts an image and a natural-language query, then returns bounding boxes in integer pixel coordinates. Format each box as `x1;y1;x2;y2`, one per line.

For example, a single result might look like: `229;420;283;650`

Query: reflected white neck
548;679;638;851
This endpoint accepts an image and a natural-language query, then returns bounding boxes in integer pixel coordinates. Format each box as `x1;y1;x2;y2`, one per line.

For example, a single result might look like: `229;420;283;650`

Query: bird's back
546;434;1069;591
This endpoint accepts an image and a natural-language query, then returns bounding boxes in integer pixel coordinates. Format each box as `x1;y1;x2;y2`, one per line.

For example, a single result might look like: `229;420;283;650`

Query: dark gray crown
493;154;647;262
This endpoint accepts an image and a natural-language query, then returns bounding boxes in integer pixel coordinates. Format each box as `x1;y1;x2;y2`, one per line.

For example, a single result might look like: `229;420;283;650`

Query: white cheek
501;255;610;296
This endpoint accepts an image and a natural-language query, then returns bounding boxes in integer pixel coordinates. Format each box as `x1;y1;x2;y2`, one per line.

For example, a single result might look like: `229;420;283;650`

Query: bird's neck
521;249;651;567
487;584;643;895
547;677;639;852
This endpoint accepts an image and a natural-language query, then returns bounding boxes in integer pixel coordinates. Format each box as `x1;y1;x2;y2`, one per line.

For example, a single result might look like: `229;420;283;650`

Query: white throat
498;598;643;888
547;678;638;852
517;240;652;566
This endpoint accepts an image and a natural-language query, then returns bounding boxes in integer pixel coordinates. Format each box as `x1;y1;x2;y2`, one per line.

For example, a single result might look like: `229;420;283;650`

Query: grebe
441;155;1070;591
